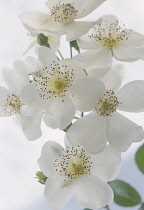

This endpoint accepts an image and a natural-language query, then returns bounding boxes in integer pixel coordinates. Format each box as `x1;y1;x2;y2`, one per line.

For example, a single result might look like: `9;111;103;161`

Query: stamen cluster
89;20;131;48
32;61;74;101
51;2;78;24
54;146;92;181
96;90;121;116
2;93;23;116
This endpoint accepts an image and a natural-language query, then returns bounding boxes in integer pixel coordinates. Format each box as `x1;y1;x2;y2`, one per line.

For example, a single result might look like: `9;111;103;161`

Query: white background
0;0;144;209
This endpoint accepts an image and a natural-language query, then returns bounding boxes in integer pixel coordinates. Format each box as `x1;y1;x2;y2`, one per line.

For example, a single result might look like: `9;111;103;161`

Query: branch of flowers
58;50;64;59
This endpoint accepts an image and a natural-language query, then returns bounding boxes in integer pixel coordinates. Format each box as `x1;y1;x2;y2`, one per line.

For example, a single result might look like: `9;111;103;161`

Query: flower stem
70;44;73;58
105;205;110;210
58;50;64;59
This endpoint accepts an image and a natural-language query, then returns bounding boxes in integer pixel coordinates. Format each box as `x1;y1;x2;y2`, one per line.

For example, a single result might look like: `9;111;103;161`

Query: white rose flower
22;47;103;130
38;140;121;210
66;80;144;154
0;61;42;140
77;15;144;67
20;0;106;41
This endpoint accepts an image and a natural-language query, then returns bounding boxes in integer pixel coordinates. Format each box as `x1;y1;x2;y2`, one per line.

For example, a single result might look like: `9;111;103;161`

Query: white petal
21;114;42;141
38;141;64;177
2;63;29;93
124;30;144;47
107;112;144;152
20;101;43;116
75;48;112;71
20;84;40;104
48;35;60;52
88;67;110;78
25;56;43;74
69;77;105;112
76;0;106;19
100;64;126;92
76;175;113;210
44;174;75;210
66;21;97;41
91;146;121;181
20;84;44;116
43;96;75;130
117;80;144;112
0;87;10;117
66;113;107;154
113;45;142;62
13;61;29;86
20;12;66;36
38;47;58;67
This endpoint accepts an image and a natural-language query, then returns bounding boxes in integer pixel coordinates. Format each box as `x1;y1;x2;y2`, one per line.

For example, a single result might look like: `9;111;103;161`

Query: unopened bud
36;171;48;184
37;33;50;48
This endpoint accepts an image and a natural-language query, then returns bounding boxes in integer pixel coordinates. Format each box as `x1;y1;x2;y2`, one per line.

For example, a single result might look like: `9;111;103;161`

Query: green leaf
37;33;50;48
135;144;144;174
70;40;80;53
109;180;142;206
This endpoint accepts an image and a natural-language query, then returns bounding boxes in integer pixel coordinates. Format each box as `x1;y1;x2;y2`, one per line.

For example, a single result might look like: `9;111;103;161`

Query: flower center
32;62;74;101
2;93;24;116
54;146;92;181
89;20;131;49
96;90;121;116
51;3;78;24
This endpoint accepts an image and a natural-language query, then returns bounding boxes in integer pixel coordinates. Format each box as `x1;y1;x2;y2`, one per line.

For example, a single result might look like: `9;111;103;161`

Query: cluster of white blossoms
1;0;144;209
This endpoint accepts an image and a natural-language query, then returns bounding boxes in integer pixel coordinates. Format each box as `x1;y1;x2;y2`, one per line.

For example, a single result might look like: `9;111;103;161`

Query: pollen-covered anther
89;20;131;49
33;62;74;101
2;93;24;116
54;146;92;181
51;2;78;24
96;90;122;116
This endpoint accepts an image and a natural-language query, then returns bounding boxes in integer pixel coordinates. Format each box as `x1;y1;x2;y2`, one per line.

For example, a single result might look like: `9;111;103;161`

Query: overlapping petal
66;21;99;41
91;146;121;181
43;95;75;130
75;48;112;72
107;112;144;152
21;113;42;141
44;174;75;210
20;11;66;36
76;175;113;210
69;77;105;111
117;80;144;112
66;113;107;154
38;141;64;177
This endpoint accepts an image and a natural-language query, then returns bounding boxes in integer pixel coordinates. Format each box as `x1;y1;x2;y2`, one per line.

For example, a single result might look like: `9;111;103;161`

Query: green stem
70;43;73;58
58;50;64;59
74;116;79;120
